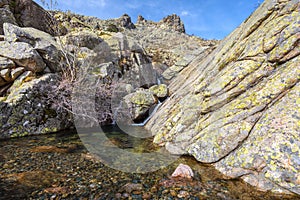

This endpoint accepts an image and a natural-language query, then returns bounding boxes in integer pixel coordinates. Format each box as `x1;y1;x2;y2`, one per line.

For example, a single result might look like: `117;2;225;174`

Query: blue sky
36;0;262;39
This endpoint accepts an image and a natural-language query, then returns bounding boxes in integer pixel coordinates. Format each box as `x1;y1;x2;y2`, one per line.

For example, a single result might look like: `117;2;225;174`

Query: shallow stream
0;125;298;199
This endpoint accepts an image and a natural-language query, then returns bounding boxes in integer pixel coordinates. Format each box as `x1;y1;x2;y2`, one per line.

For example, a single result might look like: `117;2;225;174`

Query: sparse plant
38;0;58;10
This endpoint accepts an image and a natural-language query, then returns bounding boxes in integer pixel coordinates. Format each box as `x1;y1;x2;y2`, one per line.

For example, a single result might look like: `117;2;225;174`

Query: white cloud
181;10;189;16
90;0;106;7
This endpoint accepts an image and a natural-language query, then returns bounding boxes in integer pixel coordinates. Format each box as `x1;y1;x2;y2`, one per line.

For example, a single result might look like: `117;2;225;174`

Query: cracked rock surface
146;0;300;194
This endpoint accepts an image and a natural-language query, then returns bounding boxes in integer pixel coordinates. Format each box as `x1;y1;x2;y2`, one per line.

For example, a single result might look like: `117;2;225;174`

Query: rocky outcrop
0;1;217;138
160;14;185;33
0;3;17;34
0;22;72;138
146;0;300;195
0;74;72;138
3;23;64;72
128;16;217;82
0;22;64;91
7;0;57;35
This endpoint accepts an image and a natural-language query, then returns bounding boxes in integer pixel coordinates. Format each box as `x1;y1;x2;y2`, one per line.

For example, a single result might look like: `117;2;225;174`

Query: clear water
0;126;298;199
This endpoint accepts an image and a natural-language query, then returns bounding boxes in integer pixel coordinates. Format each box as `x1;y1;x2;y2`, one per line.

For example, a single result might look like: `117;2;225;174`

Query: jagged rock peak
137;15;146;24
118;13;135;29
160;14;185;33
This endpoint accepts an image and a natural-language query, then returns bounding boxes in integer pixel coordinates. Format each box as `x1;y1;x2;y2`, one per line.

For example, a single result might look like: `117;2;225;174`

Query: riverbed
0;126;298;199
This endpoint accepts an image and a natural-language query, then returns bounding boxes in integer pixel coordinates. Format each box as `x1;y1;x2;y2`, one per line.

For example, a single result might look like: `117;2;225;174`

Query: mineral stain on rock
146;0;300;195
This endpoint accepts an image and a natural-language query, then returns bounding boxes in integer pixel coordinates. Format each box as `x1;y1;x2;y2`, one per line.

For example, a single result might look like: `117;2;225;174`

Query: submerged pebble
0;129;298;199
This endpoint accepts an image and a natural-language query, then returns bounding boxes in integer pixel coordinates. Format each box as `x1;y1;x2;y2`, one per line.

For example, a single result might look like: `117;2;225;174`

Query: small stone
162;189;169;194
10;67;25;80
0;68;11;81
150;186;157;193
122;193;129;198
115;193;122;198
142;192;151;199
170;189;177;197
177;190;189;198
171;163;194;178
122;183;143;193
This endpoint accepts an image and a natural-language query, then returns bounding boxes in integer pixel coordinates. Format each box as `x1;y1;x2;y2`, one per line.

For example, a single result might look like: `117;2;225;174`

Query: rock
118;14;135;29
159;14;185;33
8;70;33;92
177;190;190;198
137;15;146;24
9;0;57;35
62;30;103;49
162;67;177;80
0;74;72;138
171;163;194;179
149;84;168;100
0;68;11;81
122;89;157;122
0;5;17;34
10;67;25;80
0;56;15;70
3;23;63;72
0;41;46;72
0;0;8;7
146;0;300;195
121;183;143;193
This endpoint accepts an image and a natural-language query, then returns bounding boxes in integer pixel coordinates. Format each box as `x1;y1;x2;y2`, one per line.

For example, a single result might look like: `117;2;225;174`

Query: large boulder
146;0;300;195
0;5;17;34
0;41;46;72
8;0;56;35
0;74;72;138
3;23;64;72
123;89;157;122
62;30;103;50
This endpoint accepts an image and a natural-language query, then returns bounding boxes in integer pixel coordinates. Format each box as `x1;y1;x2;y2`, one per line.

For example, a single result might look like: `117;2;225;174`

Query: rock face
160;14;185;33
0;4;17;34
0;1;217;138
146;0;300;195
0;74;72;138
7;0;57;35
0;22;63;90
3;23;64;72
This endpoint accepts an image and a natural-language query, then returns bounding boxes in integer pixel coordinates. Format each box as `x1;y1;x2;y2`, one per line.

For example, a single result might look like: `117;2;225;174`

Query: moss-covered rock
146;0;300;195
0;74;73;138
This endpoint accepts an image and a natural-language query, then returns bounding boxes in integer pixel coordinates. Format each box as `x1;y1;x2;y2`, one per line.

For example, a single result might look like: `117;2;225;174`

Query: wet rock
177;190;190;198
123;89;157;122
121;183;143;193
172;163;194;179
149;84;168;100
4;171;61;188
